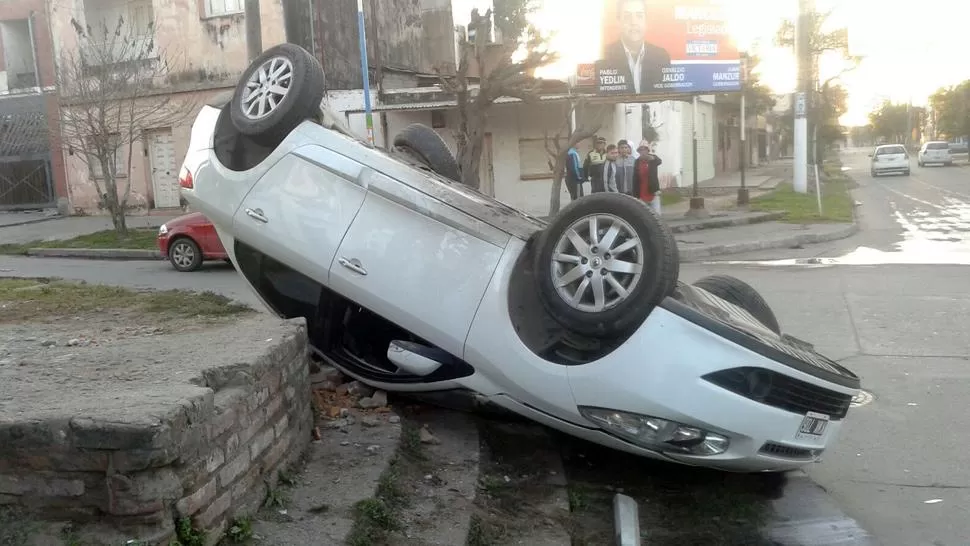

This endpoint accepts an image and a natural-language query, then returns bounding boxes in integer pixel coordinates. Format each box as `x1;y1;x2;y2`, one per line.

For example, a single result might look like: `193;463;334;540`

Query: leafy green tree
868;101;910;143
930;83;970;143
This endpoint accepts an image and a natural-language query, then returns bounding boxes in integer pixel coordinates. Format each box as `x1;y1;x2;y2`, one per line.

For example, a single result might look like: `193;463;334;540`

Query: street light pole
793;0;812;193
245;0;262;62
357;0;375;145
686;96;707;218
738;53;749;206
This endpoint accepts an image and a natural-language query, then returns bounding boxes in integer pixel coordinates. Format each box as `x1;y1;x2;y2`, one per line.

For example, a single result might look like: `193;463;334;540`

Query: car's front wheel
693;275;780;334
533;193;679;338
229;43;325;146
169;237;203;272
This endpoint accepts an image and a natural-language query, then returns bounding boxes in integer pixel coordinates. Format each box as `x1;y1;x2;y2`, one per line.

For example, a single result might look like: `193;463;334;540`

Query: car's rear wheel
533;193;679;338
693;274;780;334
169;237;203;272
392;124;462;181
230;43;325;146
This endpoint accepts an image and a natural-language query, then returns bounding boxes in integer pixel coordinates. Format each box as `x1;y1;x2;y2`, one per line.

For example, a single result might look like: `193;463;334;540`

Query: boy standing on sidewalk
584;136;608;193
566;145;585;200
615;140;637;196
602;144;620;193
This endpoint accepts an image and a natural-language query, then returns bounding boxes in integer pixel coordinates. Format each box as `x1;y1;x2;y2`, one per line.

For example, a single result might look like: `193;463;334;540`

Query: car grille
703;367;853;420
759;442;820;460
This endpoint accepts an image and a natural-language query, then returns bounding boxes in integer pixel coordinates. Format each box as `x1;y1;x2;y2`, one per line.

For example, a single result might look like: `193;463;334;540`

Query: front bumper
566;304;858;473
872;162;908;173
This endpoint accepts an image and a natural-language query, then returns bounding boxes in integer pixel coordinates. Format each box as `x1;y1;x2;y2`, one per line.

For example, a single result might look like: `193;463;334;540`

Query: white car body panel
330;186;506;358
180;104;861;473
233;148;368;288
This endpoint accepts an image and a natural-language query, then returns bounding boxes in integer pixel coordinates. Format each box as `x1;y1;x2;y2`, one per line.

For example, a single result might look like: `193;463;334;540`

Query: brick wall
0;321;314;545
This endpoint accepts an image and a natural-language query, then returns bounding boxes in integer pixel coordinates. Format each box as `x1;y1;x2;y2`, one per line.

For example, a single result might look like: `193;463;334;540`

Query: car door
329;171;509;358
232;144;368;287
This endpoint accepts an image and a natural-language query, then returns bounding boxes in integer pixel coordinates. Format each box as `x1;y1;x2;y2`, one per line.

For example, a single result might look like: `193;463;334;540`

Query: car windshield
927;142;950;150
876;146;906;155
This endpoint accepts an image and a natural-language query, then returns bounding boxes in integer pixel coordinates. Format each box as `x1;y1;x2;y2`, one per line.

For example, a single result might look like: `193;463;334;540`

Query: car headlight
159;224;168;235
579;406;730;456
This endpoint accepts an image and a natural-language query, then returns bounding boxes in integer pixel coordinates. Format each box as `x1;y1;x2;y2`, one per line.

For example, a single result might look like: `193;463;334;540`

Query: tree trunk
101;161;129;236
458;111;486;190
548;154;567;216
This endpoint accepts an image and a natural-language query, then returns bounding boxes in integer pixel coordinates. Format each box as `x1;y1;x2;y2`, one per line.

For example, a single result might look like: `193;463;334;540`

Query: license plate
795;411;829;441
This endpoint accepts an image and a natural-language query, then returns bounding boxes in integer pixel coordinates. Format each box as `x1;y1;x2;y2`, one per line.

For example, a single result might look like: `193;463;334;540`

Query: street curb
667;211;785;233
0;215;63;229
25;248;163;260
763;471;880;546
613;493;641;546
678;222;859;262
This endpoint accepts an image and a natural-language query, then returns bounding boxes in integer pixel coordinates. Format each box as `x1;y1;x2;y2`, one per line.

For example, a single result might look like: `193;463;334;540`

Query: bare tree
57;16;196;235
439;2;557;189
543;98;609;215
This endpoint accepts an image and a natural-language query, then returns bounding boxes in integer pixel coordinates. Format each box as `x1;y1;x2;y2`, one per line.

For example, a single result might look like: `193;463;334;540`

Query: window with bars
206;0;243;17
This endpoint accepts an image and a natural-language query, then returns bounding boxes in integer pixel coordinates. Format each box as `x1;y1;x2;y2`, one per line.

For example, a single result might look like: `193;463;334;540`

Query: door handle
338;257;367;276
245;208;268;223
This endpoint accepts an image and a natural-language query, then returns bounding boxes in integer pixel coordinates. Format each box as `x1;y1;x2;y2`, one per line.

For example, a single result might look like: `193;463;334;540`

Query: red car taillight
179;166;193;189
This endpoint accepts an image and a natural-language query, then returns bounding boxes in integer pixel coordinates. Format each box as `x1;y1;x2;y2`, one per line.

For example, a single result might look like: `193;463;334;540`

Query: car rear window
927;142;949;150
876;146;906;155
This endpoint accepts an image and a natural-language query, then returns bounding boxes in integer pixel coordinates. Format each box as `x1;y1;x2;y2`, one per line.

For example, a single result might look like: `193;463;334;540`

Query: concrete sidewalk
676;220;857;261
0;214;178;245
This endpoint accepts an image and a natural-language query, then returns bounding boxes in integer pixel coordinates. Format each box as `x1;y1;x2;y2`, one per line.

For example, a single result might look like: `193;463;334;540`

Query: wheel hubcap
551;214;645;313
172;243;195;268
241;56;294;120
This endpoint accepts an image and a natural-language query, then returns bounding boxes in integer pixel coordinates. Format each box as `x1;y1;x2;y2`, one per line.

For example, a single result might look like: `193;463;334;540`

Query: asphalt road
680;148;970;546
1;149;967;544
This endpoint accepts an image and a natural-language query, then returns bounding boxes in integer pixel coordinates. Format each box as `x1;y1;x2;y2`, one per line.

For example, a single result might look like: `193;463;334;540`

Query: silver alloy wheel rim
172;242;195;269
241;56;294;120
551;214;645;313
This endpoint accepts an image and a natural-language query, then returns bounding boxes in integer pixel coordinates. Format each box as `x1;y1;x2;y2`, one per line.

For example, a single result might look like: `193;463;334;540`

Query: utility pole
793;0;812;193
686;96;707;218
738;53;748;207
357;0;375;145
245;0;262;62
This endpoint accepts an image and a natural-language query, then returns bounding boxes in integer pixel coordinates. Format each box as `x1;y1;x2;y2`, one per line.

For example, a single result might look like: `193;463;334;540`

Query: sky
450;0;970;126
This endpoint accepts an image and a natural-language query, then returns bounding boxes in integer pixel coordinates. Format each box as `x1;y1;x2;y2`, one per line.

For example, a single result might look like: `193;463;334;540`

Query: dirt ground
0;278;290;423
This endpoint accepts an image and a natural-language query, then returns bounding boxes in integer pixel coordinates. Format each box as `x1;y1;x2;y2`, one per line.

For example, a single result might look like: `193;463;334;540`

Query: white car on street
870;144;910;176
918;141;953;167
178;44;861;473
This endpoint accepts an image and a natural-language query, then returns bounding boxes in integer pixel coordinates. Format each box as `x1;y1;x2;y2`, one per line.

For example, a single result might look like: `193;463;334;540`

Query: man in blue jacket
566;145;585;200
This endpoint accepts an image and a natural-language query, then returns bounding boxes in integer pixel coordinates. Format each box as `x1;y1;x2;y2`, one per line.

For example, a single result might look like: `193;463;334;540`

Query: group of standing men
565;137;664;215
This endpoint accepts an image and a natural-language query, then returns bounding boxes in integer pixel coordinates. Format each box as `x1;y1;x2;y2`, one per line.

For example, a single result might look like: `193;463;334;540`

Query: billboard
595;0;741;96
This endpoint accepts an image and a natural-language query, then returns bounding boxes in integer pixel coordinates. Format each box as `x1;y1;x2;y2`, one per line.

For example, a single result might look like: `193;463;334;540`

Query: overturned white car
179;44;861;472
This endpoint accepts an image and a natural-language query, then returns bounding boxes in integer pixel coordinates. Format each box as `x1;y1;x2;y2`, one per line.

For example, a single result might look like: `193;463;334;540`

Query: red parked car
157;212;229;272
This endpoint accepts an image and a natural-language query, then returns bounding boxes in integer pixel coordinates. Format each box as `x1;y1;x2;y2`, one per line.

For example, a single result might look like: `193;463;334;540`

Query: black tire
693;275;781;334
393;124;462;181
533;193;679;338
903;169;911;176
168;237;203;272
870;170;876;177
230;43;325;146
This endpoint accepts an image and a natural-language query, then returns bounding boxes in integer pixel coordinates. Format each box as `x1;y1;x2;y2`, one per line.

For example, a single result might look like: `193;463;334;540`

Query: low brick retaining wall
0;319;314;545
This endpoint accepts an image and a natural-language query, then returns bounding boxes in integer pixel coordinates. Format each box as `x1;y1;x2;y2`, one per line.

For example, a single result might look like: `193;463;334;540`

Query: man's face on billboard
619;0;647;48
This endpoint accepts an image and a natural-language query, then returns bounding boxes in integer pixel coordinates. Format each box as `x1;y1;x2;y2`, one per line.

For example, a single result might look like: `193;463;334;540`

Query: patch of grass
0;228;158;254
224;517;253;544
661;192;684;207
346;455;409;546
751;179;854;223
466;514;511;546
171;517;205;546
0;508;34;546
0;278;251;323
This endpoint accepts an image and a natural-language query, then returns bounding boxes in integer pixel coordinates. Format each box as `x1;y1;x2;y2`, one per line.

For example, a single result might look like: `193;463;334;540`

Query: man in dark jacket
601;0;671;94
634;140;663;215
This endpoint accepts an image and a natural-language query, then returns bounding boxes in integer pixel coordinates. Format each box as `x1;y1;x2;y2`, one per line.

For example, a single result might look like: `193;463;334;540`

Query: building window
87;134;127;179
206;0;243;18
518;138;552;181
